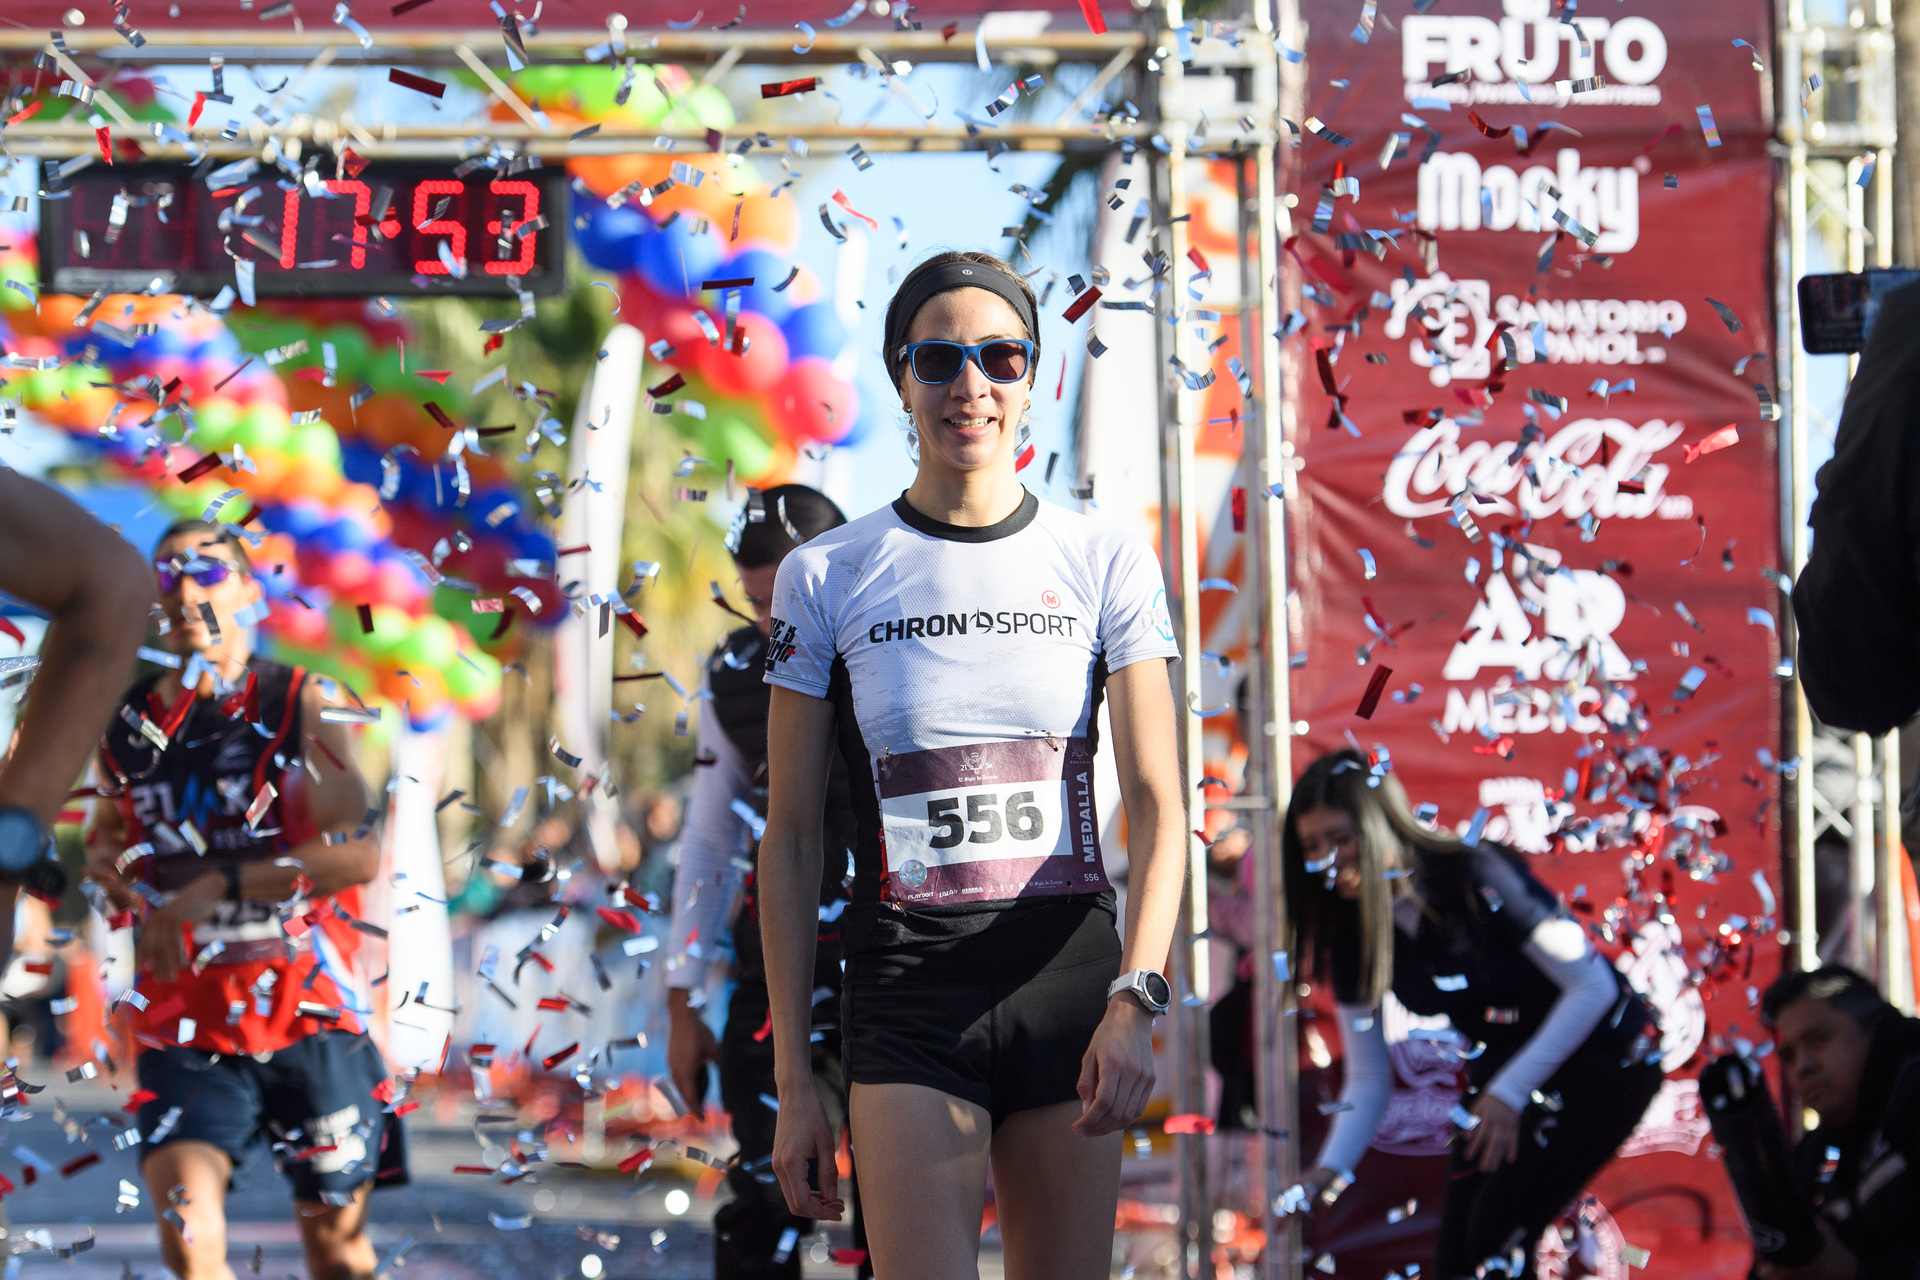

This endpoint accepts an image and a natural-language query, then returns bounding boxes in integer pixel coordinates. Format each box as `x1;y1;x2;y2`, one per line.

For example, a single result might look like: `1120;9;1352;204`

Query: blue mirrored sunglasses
900;339;1035;385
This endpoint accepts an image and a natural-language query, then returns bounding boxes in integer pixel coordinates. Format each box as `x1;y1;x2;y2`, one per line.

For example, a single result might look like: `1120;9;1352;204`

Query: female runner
1285;748;1663;1279
758;250;1189;1279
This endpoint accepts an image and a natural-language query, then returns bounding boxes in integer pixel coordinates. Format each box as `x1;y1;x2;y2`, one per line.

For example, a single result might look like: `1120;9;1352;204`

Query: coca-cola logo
1383;416;1694;522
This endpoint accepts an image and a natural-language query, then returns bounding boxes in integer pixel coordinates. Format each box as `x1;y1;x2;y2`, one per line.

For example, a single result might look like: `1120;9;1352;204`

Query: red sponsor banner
1283;5;1780;1280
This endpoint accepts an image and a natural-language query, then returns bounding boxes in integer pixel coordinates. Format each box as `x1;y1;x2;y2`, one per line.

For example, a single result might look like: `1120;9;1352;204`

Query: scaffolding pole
1247;1;1298;1276
1149;7;1210;1276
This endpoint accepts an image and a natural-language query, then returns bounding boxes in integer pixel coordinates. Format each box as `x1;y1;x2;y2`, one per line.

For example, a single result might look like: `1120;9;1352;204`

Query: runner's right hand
666;989;718;1120
771;1084;844;1221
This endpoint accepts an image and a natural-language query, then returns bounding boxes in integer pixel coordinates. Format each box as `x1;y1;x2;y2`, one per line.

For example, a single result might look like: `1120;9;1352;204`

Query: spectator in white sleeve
663;484;868;1280
1283;749;1662;1280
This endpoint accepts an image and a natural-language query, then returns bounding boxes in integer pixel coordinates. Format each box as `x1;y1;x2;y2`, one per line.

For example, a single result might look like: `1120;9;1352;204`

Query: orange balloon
246;450;293;500
283;458;346;504
377;664;447;710
351;396;416;450
339;484;390;537
729;193;801;256
572;152;672;201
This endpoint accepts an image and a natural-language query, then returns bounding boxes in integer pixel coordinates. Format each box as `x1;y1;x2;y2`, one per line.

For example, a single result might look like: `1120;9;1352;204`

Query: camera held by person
1716;967;1920;1280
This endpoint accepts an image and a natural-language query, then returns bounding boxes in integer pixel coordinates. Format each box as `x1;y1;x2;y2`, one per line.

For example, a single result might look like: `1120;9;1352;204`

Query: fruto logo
1402;0;1668;107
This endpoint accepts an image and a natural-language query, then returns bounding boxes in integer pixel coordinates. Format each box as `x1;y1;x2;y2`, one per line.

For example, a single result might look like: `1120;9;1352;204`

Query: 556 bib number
924;791;1047;848
876;738;1106;904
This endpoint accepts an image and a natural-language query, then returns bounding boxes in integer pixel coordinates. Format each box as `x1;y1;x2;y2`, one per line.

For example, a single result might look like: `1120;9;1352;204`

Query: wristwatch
1108;968;1173;1016
0;808;46;880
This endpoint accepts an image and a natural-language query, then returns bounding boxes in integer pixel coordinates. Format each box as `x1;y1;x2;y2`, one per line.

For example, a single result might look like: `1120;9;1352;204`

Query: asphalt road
0;1076;891;1280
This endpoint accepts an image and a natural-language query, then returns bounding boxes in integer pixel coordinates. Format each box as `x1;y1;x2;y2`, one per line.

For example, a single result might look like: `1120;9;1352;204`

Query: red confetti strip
1076;0;1107;33
647;373;686;399
356;603;375;634
6;100;41;127
617;1148;654;1174
1062;286;1102;324
595;907;642;933
124;1089;158;1112
1684;424;1740;462
0;617;24;646
1164;1113;1215;1134
618;611;649;641
761;77;817;99
536;997;572;1011
1356;665;1392;719
831;188;880;232
556;544;591;556
415;370;452;384
540;1043;580;1071
60;1152;101;1177
175;453;223;483
1467;108;1511;139
188;92;206;127
388;68;446;99
393;1100;420;1117
701;276;755;290
422;402;457;431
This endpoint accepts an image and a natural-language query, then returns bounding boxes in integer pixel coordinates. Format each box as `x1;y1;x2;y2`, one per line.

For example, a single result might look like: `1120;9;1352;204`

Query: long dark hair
1282;748;1479;1007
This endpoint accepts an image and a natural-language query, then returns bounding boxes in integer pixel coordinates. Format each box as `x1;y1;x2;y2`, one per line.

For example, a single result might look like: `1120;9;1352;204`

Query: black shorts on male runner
841;900;1122;1128
136;1031;409;1200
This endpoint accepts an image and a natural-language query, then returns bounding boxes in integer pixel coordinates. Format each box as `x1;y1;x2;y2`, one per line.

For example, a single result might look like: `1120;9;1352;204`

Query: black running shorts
841;902;1122;1127
136;1031;409;1201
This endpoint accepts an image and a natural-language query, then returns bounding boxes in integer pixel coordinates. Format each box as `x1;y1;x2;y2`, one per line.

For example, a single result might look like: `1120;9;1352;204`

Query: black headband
884;261;1039;386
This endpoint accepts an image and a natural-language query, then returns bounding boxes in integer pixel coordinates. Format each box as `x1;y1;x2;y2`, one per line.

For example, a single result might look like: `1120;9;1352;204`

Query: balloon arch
0;62;864;733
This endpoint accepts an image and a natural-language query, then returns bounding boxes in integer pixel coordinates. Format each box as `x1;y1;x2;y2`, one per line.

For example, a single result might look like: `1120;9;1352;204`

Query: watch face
1144;972;1173;1009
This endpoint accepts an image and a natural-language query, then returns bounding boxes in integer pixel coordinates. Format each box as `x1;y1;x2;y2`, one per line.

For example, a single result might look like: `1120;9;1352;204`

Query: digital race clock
39;160;569;299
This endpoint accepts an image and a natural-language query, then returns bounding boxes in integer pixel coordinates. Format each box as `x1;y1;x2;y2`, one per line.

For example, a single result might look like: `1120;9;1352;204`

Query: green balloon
694;408;775;478
443;648;499;703
233;404;292;453
396;615;458;671
285;421;342;468
194;399;243;449
323;326;371;372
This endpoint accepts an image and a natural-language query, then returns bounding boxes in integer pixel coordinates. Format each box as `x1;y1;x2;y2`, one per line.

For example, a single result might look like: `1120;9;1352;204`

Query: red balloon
363;558;424;612
699;312;789;398
767;357;858;444
326;551;375;595
270;601;331;648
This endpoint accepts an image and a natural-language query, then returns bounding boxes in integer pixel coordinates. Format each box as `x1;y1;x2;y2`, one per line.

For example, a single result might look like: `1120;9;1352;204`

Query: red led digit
279;187;300;269
323;179;371;269
412;179;466;274
484;180;540;275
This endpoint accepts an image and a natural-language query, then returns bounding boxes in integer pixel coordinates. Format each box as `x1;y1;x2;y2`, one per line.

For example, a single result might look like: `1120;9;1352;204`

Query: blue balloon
714;248;795;322
407;703;456;733
329;518;374;554
781;302;849;362
837;400;883;450
633;220;725;299
573;195;650;273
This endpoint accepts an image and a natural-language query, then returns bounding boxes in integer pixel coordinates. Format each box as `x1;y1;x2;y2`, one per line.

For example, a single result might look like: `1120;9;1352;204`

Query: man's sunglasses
899;339;1035;386
155;558;239;593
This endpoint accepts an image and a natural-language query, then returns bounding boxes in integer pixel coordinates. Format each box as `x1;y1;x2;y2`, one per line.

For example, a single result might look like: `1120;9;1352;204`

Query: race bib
876;738;1107;905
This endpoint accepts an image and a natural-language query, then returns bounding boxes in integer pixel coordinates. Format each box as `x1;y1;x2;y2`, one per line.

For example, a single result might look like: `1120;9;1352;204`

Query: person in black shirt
1283;748;1662;1280
1759;966;1920;1280
1793;279;1920;735
664;484;867;1280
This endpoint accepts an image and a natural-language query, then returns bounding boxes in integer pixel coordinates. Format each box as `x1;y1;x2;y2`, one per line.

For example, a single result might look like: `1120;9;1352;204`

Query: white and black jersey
765;488;1177;972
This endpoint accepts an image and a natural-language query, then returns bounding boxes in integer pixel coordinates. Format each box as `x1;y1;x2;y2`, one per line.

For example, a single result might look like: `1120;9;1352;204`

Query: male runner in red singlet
86;519;403;1280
